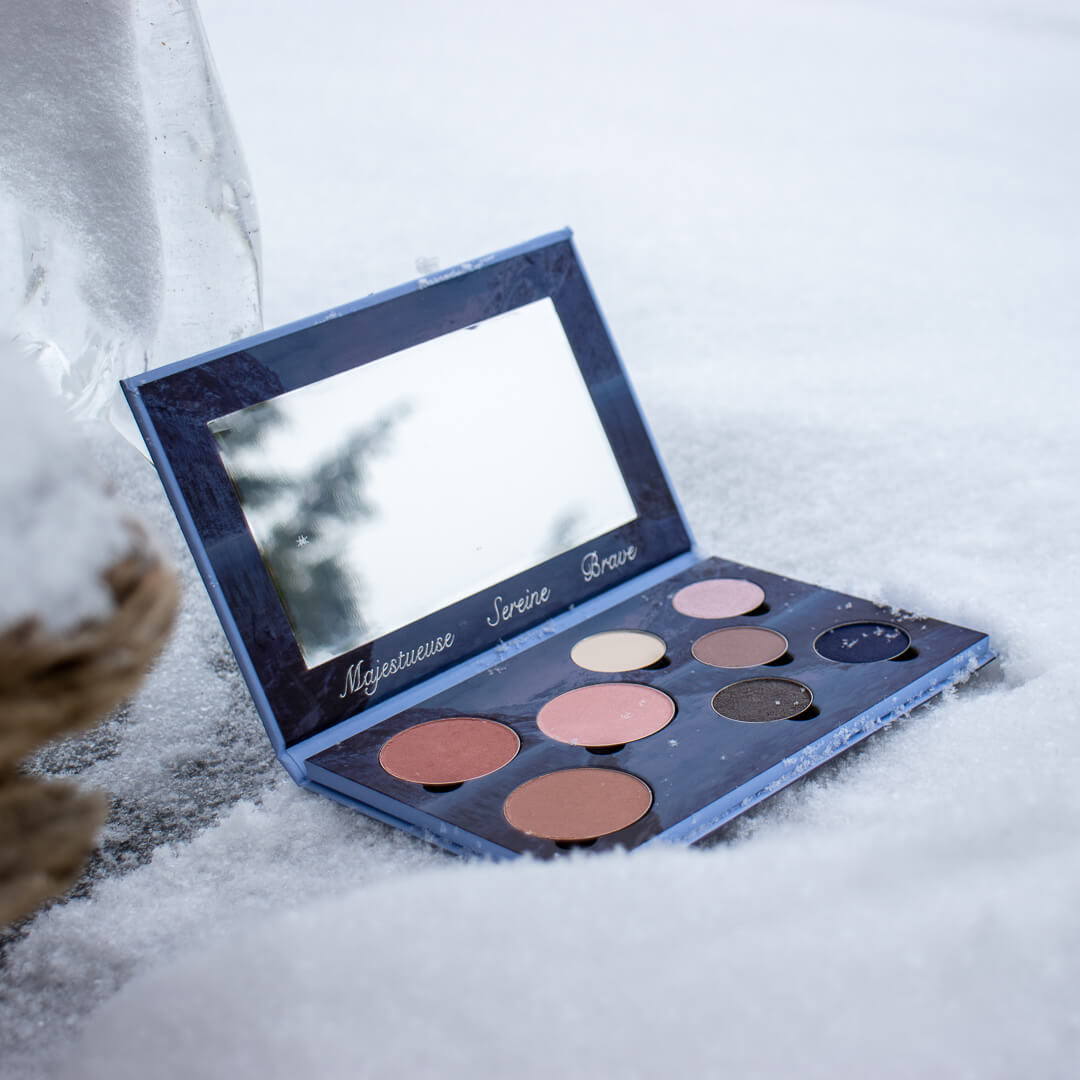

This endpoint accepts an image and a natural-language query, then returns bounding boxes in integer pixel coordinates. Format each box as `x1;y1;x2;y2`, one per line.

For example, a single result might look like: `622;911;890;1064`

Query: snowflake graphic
296;534;310;548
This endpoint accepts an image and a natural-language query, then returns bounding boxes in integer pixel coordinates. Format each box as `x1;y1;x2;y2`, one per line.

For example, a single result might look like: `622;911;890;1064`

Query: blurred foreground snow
0;355;130;633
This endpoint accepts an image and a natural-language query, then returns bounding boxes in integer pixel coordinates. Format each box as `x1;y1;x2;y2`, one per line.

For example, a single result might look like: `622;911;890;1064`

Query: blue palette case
123;230;993;858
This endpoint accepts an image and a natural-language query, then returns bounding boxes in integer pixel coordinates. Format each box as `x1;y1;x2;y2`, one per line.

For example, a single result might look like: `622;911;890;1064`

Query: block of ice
0;0;261;444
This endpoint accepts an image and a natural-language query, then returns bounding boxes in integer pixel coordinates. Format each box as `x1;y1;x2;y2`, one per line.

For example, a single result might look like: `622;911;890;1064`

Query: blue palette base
306;556;991;859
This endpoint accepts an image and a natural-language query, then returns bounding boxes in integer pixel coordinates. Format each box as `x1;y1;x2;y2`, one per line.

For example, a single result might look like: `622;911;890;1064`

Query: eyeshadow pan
672;578;765;619
379;717;520;785
503;768;653;841
711;677;813;723
814;622;911;664
537;683;676;747
570;629;667;672
692;626;788;668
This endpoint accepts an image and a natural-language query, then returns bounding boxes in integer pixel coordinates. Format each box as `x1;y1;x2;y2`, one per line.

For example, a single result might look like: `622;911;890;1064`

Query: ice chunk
0;0;260;446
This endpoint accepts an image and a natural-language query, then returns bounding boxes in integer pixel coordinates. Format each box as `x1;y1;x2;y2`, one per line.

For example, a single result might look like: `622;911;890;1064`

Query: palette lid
123;231;693;749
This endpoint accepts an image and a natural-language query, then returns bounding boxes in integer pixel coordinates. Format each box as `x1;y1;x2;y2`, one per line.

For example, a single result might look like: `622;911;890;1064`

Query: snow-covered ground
3;1;1079;1076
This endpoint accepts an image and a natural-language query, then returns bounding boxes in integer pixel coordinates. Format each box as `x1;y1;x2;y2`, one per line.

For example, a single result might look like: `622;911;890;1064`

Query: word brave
580;544;637;582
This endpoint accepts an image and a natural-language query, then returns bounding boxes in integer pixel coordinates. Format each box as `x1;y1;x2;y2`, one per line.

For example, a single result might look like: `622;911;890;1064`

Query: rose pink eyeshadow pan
537;683;675;747
379;717;519;785
672;578;765;619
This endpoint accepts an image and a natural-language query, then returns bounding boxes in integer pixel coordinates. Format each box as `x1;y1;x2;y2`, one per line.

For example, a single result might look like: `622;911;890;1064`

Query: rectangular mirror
209;299;637;668
123;232;693;747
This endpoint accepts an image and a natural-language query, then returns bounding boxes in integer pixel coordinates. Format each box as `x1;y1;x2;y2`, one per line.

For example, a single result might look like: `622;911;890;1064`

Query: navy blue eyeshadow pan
814;622;912;664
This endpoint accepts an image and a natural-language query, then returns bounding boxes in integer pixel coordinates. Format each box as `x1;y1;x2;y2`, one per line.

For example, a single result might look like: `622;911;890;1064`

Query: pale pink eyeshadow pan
537;683;675;747
672;578;765;619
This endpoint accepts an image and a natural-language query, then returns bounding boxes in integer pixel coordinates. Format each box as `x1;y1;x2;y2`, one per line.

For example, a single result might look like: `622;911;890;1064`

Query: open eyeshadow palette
123;230;994;858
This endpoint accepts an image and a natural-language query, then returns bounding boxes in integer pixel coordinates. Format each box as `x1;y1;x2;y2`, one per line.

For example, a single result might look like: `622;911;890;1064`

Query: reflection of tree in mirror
544;508;586;559
213;401;410;666
212;401;293;508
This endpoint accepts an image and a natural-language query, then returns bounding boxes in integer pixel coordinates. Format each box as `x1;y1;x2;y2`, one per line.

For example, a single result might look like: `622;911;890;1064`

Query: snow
0;353;131;633
3;0;1080;1077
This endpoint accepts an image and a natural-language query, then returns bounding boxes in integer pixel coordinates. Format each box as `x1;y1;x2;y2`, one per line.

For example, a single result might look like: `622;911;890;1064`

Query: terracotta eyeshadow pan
711;677;813;723
815;622;911;663
692;626;788;668
672;578;765;619
379;717;519;785
570;629;666;672
503;768;653;841
537;683;676;747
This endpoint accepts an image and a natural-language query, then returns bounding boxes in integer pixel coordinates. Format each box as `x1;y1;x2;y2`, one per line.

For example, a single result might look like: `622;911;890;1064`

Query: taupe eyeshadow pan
692;626;787;668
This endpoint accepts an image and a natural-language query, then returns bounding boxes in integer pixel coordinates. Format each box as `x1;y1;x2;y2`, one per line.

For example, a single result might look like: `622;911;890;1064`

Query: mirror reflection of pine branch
209;402;294;508
213;398;286;450
212;401;409;666
544;508;585;559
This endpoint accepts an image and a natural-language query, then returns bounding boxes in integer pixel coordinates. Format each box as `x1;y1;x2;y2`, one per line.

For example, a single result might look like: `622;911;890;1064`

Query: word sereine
581;545;638;582
339;632;455;699
487;586;552;628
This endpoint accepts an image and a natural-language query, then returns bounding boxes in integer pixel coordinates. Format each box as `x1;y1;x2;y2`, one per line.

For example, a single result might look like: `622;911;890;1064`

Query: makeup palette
122;230;993;858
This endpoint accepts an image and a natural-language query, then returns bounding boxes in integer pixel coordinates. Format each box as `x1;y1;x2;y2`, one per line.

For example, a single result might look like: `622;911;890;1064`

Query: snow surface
3;0;1080;1077
0;351;131;633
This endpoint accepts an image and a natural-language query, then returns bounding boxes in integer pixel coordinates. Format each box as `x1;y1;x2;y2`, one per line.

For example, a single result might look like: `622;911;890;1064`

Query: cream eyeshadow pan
570;629;667;672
